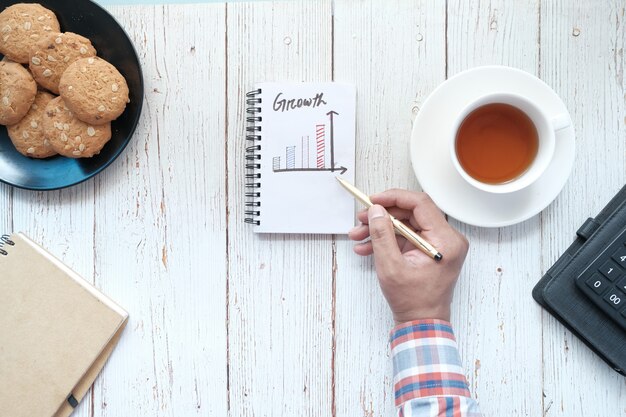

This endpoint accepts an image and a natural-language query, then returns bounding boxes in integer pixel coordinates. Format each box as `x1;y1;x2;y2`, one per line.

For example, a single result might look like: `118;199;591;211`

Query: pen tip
434;253;443;262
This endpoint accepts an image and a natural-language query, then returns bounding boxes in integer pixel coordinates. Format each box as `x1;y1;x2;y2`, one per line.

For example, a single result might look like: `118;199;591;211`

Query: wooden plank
446;1;544;416
91;5;228;416
226;1;334;416
332;1;446;416
540;2;626;416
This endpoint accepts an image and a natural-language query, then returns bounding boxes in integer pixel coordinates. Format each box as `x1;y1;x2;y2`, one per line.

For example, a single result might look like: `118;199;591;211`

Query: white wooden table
2;1;624;416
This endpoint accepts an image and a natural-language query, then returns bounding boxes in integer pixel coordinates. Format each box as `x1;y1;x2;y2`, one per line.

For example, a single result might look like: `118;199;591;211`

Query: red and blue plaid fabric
390;320;482;417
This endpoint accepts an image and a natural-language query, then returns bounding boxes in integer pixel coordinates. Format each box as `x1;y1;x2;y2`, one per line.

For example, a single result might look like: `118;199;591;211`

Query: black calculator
533;186;626;375
576;226;626;330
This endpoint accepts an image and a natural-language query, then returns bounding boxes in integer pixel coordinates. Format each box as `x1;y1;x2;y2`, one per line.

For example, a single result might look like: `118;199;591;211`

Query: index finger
370;189;447;231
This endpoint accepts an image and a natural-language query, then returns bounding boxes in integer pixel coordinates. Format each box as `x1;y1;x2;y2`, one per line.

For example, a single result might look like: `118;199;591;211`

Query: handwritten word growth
273;92;328;112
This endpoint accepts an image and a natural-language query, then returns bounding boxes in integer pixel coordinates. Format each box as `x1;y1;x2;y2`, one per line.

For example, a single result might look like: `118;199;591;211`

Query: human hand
348;189;469;324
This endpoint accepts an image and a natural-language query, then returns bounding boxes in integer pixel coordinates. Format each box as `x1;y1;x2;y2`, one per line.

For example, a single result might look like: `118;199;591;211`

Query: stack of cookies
0;3;129;159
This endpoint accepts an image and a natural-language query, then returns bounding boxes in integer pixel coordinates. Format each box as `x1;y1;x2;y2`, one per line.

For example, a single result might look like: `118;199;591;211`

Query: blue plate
0;0;143;190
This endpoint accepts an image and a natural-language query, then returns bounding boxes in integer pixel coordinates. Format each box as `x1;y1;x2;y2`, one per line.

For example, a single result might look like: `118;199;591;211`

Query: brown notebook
0;233;128;417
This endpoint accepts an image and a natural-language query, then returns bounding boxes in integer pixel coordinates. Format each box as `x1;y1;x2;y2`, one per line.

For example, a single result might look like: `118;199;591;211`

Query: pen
336;177;443;262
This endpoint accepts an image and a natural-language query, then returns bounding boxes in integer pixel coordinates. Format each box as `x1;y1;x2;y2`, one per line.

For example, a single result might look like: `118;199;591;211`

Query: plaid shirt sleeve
390;319;482;417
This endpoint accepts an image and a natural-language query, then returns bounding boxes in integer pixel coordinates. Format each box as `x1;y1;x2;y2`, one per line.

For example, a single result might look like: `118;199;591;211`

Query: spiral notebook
0;233;128;417
245;82;356;234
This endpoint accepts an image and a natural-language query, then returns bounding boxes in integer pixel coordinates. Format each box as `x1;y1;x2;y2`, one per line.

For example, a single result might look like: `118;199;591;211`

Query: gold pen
336;177;443;262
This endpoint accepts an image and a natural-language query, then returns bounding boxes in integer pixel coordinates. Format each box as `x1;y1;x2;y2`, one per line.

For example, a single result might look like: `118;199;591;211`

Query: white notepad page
254;82;356;234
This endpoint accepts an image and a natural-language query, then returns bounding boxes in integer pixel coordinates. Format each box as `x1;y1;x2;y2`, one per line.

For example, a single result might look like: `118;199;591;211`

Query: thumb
368;205;402;275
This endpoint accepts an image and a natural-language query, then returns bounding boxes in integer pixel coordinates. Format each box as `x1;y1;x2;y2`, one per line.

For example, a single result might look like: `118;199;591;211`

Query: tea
455;103;539;184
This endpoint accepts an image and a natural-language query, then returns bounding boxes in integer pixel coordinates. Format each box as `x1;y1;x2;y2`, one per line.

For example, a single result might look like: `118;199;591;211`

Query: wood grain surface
1;1;624;416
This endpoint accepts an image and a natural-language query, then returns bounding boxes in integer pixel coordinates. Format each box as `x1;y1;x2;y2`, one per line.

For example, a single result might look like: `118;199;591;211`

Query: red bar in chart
316;124;325;168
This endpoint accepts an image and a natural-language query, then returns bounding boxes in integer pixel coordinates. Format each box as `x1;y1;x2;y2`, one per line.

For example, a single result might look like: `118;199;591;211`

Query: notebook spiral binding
245;88;262;225
0;234;15;256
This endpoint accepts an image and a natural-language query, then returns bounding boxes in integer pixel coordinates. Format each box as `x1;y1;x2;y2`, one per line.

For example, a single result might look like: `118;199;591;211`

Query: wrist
392;306;451;325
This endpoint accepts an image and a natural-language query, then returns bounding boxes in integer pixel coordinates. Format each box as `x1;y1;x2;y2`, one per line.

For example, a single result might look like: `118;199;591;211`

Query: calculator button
598;260;621;281
585;274;610;295
617;276;626;293
611;246;626;267
603;290;625;310
622;307;626;319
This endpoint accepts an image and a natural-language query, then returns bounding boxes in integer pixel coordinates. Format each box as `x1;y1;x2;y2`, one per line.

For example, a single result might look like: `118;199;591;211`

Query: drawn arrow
327;110;339;171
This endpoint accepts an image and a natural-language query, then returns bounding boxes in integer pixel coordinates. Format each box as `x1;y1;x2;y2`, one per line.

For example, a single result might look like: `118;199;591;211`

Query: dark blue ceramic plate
0;0;143;190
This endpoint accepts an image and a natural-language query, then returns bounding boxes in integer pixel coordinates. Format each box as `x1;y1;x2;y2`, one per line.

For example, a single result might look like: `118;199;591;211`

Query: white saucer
410;66;575;228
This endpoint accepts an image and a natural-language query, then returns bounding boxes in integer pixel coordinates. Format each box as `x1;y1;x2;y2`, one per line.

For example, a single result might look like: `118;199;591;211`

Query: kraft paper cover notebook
244;82;356;234
0;233;128;417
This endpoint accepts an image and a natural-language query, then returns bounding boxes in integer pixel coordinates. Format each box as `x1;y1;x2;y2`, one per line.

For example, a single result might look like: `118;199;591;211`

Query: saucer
410;66;575;228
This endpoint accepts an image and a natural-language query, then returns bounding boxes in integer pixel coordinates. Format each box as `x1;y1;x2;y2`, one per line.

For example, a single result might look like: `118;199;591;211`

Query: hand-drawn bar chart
273;110;347;174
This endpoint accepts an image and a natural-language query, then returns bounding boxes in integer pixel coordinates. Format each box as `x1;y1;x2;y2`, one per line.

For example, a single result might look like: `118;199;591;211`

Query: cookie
29;32;97;94
59;57;129;125
7;90;56;158
0;60;37;125
44;96;112;158
0;3;60;64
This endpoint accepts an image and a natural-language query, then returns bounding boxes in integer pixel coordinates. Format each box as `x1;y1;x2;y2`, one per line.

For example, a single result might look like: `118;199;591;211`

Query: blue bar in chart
286;146;296;169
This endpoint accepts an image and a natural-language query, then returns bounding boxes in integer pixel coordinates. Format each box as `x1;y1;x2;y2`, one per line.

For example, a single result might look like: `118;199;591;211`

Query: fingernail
348;225;359;234
368;205;386;220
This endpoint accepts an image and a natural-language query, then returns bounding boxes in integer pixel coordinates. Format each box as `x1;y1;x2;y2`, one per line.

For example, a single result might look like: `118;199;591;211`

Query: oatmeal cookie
59;56;129;125
7;90;56;158
29;31;96;94
0;3;60;63
43;96;112;158
0;59;37;125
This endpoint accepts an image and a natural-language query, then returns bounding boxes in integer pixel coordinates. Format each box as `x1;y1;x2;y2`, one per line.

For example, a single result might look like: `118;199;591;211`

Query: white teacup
449;93;571;194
